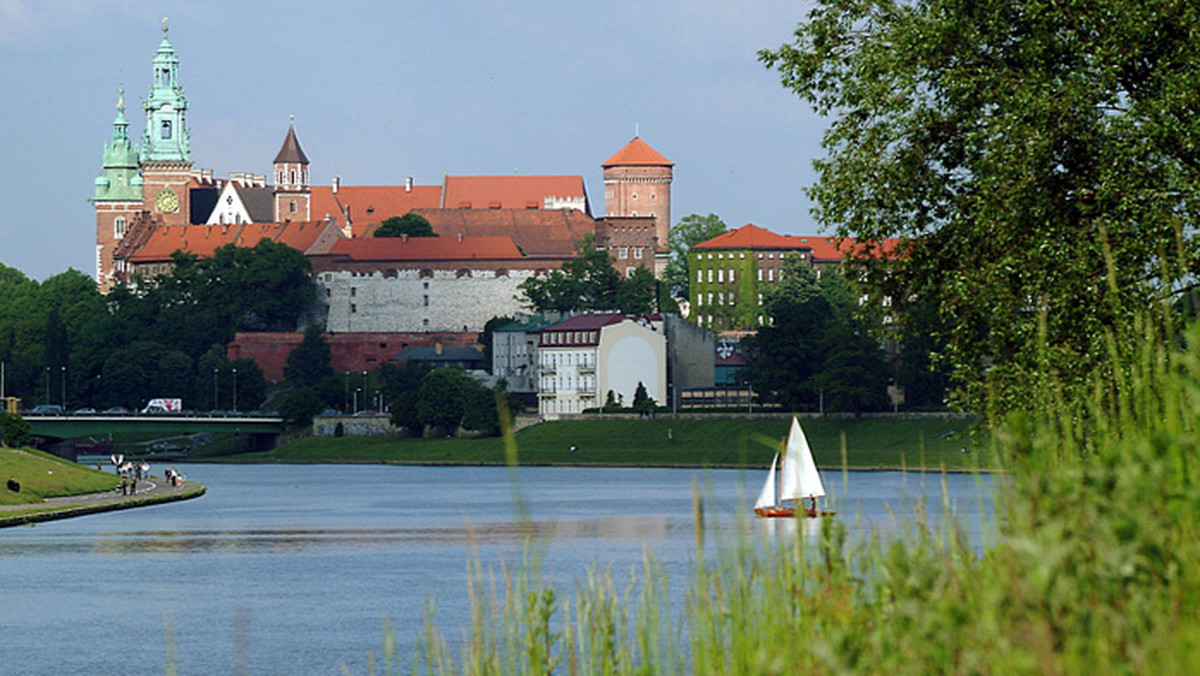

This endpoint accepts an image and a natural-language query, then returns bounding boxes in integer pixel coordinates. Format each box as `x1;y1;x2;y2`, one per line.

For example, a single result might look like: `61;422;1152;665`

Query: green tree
665;213;727;300
520;235;656;314
0;412;30;448
374;212;436;238
416;368;469;433
761;0;1200;413
480;315;515;375
228;358;267;412
284;326;334;388
279;387;323;427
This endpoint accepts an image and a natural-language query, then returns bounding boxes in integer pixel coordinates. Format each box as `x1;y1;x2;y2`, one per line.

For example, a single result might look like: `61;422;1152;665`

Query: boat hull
754;507;836;519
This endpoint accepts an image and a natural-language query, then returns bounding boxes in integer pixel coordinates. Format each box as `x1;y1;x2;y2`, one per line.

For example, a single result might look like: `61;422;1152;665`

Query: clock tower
140;21;193;226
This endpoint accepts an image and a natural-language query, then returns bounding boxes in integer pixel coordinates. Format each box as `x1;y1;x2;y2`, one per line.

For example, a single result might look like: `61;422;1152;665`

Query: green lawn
0;447;120;505
225;416;993;470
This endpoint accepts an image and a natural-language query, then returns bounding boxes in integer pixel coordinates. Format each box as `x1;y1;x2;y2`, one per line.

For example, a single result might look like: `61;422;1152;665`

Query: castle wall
318;268;537;334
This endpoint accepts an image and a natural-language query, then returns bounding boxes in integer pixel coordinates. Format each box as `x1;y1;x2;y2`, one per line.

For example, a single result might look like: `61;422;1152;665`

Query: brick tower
273;120;311;222
602;137;673;257
91;87;144;292
139;22;193;228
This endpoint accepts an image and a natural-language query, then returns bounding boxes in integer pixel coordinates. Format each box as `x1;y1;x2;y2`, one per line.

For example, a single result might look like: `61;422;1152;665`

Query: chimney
402;233;408;243
405;176;413;193
457;232;463;243
332;176;340;194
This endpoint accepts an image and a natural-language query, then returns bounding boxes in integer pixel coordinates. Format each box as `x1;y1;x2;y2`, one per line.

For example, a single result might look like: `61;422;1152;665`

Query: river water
0;464;996;674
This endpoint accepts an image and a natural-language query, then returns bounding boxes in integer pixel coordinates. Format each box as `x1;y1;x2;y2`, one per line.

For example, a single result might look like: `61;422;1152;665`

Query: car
102;406;130;415
31;404;64;415
73;407;97;415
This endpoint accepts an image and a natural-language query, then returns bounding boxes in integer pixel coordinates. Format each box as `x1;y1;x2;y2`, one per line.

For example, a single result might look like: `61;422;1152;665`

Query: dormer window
161;120;172;139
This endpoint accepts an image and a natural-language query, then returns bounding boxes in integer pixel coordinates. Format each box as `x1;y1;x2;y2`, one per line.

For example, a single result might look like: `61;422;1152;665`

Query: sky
0;0;826;282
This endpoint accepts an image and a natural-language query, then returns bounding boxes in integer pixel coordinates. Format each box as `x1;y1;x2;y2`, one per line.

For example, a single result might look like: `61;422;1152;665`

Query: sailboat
754;416;834;518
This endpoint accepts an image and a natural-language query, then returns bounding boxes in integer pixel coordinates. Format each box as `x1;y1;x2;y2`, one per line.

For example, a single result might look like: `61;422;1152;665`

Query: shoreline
195;457;1002;473
0;478;206;529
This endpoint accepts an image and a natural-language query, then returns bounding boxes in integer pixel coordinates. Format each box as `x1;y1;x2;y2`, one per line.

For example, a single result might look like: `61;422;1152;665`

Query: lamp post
213;368;219;410
353;387;360;414
232;367;238;413
44;366;50;405
344;371;349;412
61;366;66;409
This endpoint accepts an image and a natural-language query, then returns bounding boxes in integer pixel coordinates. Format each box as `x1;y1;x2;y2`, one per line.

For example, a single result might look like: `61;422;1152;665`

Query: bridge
26;414;286;459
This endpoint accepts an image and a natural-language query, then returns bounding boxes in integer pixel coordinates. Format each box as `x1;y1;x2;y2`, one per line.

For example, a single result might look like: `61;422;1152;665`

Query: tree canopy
375;213;436;238
665;213;727;300
761;0;1200;412
519;235;657;314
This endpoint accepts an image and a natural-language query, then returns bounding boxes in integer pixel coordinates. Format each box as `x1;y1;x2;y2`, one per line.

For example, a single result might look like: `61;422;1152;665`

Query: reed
393;314;1200;674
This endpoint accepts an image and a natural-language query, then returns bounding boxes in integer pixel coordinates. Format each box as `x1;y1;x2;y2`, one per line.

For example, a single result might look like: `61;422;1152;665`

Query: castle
91;25;675;336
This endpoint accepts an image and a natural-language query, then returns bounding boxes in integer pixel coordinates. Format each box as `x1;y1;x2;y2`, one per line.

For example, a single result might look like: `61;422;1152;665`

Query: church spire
141;18;191;162
93;85;142;202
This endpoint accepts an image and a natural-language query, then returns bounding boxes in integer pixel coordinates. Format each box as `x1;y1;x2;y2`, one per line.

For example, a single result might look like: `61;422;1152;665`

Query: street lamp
353;387;361;414
344;371;349;412
61;366;66;409
232;367;238;413
44;366;50;405
213;368;219;410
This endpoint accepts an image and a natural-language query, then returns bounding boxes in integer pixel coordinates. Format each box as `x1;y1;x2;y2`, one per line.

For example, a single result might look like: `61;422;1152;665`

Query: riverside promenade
0;473;205;528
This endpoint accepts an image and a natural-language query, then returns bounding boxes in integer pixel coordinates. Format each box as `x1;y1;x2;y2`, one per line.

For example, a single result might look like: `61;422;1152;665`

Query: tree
416;368;469;433
284;326;334;388
375;213;436;238
761;1;1200;412
748;257;831;410
0;412;30;448
519;235;656;314
665;213;727;300
279;387;323;427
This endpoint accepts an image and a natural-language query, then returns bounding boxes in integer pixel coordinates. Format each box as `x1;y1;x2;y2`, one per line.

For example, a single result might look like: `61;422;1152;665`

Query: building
602;137;673;276
536;313;666;420
491;314;562;396
689;224;856;331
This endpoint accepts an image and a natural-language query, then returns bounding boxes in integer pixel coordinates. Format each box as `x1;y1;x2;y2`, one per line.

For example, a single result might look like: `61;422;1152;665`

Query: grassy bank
0;447;119;505
223;416;989;470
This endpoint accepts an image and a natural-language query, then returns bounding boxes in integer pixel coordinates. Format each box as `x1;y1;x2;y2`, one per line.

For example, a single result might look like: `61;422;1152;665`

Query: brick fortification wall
228;331;480;381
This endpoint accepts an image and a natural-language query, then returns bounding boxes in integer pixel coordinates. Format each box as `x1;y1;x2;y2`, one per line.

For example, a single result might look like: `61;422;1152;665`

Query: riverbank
0;447;205;528
219;416;996;471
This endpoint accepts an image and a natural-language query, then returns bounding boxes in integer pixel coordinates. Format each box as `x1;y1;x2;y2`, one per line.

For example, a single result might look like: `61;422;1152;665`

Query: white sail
754;453;779;510
779;417;826;501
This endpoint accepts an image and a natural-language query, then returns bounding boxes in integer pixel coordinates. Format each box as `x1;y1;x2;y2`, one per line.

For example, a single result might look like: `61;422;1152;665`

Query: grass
359;315;1200;674
0;446;119;505
219;416;990;470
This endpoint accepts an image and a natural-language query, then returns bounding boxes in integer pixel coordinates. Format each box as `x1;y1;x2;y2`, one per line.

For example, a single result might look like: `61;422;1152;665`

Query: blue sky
0;0;825;281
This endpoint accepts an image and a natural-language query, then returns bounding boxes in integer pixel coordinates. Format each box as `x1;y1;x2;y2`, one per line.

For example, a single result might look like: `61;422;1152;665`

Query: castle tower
273;121;310;222
92;87;144;292
602;137;673;256
140;22;193;227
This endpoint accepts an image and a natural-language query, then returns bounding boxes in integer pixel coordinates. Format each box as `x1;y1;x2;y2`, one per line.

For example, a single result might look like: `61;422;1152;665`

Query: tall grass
390;314;1200;674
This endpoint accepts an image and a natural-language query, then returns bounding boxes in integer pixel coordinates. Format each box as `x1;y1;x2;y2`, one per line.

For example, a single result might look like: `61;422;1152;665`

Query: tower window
114;216;127;238
290;170;296;184
289;200;296;214
159;68;170;86
161;120;172;139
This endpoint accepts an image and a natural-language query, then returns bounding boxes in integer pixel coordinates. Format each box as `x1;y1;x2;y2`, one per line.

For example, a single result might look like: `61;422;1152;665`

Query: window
768;269;775;282
708;292;714;305
695;294;701;307
632;193;638;200
728;269;735;283
114;216;126;238
707;269;713;283
423;318;430;326
290;170;296;184
633;247;643;259
739;252;745;259
350;287;357;297
718;252;724;260
717;269;724;283
325;288;331;298
627;267;636;277
278;171;284;184
757;269;763;281
161;120;172;139
619;247;628;259
159;68;170;86
697;270;702;283
350;304;357;313
718;292;724;305
758;293;764;305
289;200;296;214
423;295;429;307
423;281;429;289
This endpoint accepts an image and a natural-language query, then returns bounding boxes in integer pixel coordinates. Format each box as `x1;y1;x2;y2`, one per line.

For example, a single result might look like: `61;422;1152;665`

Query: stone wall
318;268;537;333
313;413;398;437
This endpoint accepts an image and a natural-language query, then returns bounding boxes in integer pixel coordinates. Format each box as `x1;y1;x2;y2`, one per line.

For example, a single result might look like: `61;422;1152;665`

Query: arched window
161;120;172;139
290;170;296;184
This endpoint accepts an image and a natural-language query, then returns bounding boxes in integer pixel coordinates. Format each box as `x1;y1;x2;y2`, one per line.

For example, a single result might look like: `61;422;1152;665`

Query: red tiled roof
328;235;523;261
412;208;595;258
693;224;897;261
544;313;628;332
311;185;443;237
126;221;342;263
602;137;673;168
442;175;587;211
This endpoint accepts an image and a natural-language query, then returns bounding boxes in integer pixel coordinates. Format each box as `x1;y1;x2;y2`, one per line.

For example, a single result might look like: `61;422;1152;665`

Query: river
0;464;996;674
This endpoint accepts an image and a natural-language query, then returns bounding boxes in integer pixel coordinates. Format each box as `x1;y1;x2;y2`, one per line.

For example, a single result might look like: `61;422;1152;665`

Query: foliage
750;261;889;412
761;0;1200;414
228;358;267;412
417;368;470;433
665;213;727;299
0;413;30;448
519;235;656;314
380;361;431;433
278;387;323;427
631;382;649;410
283;325;334;388
374;212;436;238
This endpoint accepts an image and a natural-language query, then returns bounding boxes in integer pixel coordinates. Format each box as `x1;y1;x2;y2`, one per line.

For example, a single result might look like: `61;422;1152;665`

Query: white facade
319;268;536;333
537;316;666;420
493;327;541;393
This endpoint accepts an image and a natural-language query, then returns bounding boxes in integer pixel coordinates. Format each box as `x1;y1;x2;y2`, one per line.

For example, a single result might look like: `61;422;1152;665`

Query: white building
537;313;666;419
